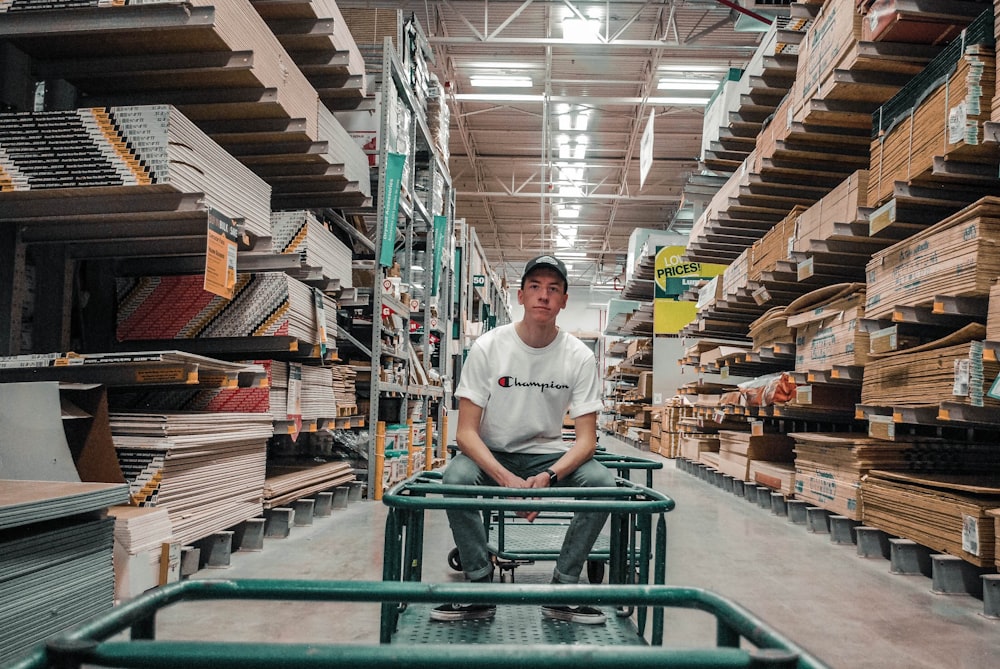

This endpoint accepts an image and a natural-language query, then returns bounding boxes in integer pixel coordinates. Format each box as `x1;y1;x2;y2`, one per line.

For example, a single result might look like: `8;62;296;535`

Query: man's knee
577;459;616;487
442;454;481;485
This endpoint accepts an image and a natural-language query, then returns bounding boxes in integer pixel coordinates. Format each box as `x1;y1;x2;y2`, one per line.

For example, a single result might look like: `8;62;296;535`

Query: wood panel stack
0;481;128;665
988;282;1000;340
863;0;988;45
786;283;870;371
110;413;272;546
749;206;805;282
862;470;1000;567
270;210;355;289
864;197;1000;320
263;461;355;509
115;273;338;350
749;307;794;353
715;430;795;484
790;169;870;254
861;325;1000;409
106;505;174;602
0;105;271;237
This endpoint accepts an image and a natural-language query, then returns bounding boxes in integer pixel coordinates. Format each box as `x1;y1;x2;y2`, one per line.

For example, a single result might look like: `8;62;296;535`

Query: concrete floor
153;435;1000;668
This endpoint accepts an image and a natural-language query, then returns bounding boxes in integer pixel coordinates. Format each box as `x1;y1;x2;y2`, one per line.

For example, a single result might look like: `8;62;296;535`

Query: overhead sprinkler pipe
713;0;773;26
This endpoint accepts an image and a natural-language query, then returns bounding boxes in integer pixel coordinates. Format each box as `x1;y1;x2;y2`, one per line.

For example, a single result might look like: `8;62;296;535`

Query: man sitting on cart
431;255;614;625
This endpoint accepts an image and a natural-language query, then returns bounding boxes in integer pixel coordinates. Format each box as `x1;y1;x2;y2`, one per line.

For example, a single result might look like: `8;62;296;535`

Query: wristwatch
545;468;558;484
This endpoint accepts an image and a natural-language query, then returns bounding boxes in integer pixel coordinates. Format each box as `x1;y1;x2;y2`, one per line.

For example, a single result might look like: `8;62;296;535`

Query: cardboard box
637;371;654;399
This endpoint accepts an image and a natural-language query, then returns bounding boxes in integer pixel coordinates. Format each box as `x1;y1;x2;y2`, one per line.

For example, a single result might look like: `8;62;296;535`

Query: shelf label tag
203;210;238;299
287;363;303;440
313;288;328;355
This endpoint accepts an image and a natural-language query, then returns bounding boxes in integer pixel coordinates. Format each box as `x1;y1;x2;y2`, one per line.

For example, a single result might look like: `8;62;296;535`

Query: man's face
518;268;568;321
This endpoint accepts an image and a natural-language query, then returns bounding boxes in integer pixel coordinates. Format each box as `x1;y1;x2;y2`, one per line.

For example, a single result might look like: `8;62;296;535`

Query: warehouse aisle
154;435;1000;668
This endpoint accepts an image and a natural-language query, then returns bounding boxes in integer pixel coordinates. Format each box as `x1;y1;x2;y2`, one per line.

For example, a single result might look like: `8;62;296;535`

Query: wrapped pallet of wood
715;430;795;483
868;12;996;207
862;470;1000;567
786;283;870;371
861;324;1000;409
864;197;1000;320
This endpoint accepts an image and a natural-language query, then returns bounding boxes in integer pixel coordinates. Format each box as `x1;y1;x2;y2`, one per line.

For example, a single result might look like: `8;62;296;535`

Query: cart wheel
447;547;462;572
500;570;513;583
586;560;605;584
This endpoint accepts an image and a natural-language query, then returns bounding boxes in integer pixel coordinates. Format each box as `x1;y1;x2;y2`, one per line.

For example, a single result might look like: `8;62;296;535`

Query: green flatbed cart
9;579;830;669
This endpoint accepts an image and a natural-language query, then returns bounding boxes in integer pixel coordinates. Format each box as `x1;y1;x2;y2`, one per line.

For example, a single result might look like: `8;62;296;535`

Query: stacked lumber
750;460;796;496
862;0;987;44
106;505;174;601
0;481;128;665
271;210;355;288
111;413;272;545
790;170;870;254
660;399;693;459
262;461;355;509
680;434;720;462
300;363;338;421
748;206;805;282
331;365;358;415
862;470;1000;567
861;325;1000;408
749;307;793;352
116;273;338;347
864;197;1000;320
786;283;870;371
715;431;795;483
721;247;750;299
989;282;1000;341
0;106;271;236
869;40;996;207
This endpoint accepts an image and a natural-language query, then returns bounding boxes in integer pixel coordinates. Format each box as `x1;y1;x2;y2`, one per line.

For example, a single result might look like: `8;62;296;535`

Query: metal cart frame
10;579;830;669
447;452;665;582
381;471;675;641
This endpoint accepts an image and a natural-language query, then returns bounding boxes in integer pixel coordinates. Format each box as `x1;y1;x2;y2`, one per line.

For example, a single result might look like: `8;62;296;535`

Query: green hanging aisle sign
379;152;407;267
431;214;447;296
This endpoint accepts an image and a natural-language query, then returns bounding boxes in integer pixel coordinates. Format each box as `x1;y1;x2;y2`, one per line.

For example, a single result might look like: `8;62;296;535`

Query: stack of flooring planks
989;282;1000;341
110;413;272;546
861;324;1000;409
0;480;128;665
262;460;355;509
106;505;174;601
748;307;794;352
271;210;355;288
115;273;339;346
861;470;1000;567
864;196;1000;320
715;430;795;483
0;105;271;236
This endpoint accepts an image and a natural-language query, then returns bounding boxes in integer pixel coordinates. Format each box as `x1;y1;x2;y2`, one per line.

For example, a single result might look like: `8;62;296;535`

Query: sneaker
540;604;607;625
429;603;497;622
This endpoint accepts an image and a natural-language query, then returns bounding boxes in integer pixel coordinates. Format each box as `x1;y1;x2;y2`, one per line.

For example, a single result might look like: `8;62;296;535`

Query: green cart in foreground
10;580;830;669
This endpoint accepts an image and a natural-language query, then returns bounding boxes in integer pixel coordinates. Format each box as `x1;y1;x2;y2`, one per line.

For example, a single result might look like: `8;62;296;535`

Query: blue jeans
442;452;616;583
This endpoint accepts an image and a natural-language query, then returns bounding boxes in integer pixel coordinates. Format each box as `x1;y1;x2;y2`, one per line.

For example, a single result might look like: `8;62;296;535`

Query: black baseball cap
522;255;568;289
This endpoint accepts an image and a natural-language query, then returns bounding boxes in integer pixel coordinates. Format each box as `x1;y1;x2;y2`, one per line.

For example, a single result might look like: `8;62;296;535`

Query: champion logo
497;376;569;391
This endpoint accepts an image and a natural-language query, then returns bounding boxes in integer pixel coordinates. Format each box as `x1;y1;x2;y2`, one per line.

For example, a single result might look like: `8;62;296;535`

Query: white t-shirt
455;323;603;454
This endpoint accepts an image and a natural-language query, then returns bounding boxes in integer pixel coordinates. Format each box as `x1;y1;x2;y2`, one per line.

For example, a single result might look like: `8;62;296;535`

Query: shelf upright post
0;224;26;355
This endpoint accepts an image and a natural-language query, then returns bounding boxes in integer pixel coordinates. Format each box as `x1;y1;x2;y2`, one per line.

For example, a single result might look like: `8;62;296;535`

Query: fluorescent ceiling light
556;206;580;219
468;62;537;70
657;78;720;91
652;97;711;105
562;18;601;42
470;76;533;88
660;64;731;73
557;252;588;258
